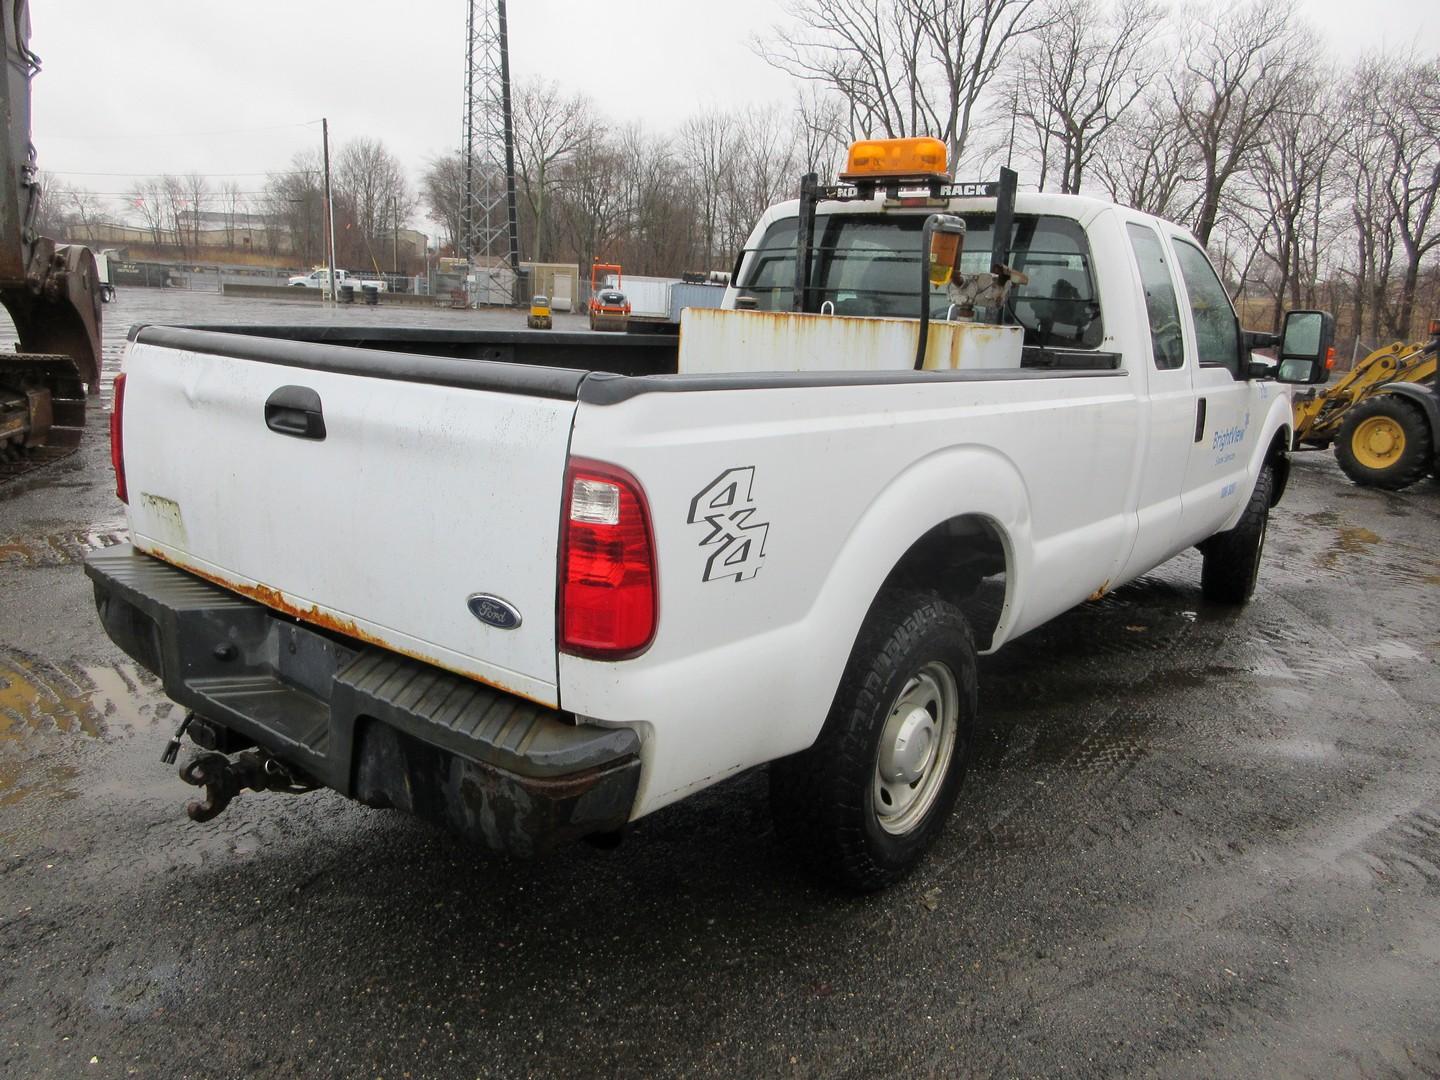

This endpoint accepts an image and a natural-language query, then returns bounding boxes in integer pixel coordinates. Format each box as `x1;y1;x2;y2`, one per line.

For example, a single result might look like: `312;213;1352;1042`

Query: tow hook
177;750;320;823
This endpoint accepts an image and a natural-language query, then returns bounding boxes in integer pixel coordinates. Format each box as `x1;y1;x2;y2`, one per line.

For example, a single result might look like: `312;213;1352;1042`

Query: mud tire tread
1201;465;1273;605
769;589;977;892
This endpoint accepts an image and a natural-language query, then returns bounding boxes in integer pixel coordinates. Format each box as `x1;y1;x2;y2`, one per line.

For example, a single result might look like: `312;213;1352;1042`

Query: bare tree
1169;0;1313;244
1091;96;1200;219
263;151;326;265
420;152;465;254
128;177;168;247
758;0;1043;172
1007;0;1161;194
1252;75;1343;327
218;180;245;249
723;108;803;256
513;78;591;263
794;87;849;179
334;138;414;271
33;172;75;237
1372;56;1440;338
181;172;210;253
157;175;190;255
678;111;738;266
555;128;629;272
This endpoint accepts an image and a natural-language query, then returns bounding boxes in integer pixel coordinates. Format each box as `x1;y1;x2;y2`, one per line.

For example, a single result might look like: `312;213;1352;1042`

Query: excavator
1292;321;1440;491
0;2;103;478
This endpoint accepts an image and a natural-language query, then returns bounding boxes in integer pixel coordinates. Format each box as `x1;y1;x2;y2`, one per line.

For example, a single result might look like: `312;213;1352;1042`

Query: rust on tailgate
140;546;554;708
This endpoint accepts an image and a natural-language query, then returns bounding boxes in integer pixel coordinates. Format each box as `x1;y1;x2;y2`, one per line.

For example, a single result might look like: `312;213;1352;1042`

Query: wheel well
880;515;1010;650
1266;426;1291;507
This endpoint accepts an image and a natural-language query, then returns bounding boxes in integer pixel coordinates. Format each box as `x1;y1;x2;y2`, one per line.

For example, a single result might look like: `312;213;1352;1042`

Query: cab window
1172;240;1242;378
1125;223;1185;370
737;212;1104;350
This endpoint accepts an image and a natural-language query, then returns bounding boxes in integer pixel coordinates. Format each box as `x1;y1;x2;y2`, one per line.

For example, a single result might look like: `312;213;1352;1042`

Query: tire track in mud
0;520;127;567
923;567;1223;881
0;648;168;815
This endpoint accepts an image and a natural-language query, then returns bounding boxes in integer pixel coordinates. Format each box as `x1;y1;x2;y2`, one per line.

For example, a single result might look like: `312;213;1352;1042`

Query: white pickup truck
88;140;1334;890
286;268;387;293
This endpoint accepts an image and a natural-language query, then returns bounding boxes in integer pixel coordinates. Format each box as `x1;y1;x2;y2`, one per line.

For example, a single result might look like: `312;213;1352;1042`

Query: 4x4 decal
687;467;770;582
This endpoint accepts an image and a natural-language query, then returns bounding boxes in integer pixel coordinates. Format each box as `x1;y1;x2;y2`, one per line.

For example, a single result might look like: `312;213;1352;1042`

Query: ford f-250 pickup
87;138;1335;890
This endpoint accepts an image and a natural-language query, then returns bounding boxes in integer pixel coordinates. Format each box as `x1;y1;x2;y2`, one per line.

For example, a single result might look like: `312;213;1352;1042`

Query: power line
48;169;316;179
45;119;323;141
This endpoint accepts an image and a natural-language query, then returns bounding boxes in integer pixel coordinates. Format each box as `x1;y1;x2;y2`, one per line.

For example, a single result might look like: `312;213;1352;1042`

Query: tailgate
120;328;581;706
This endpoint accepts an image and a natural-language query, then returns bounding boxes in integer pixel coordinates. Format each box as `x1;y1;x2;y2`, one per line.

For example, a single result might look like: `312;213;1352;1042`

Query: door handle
265;385;327;440
1194;397;1207;443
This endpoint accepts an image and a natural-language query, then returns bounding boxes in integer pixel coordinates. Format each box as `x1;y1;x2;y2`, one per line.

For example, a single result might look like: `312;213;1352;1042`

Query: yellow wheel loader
1292;323;1439;491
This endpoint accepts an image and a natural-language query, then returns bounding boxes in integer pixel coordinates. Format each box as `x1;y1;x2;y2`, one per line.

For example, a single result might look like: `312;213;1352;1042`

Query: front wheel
770;589;977;891
1334;395;1433;491
1200;465;1273;605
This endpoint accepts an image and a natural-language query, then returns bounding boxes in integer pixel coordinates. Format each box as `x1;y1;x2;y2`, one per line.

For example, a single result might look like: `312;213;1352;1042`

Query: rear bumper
84;544;640;856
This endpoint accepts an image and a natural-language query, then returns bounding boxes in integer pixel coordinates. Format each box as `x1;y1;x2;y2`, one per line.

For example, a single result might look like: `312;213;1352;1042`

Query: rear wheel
1334;396;1433;491
770;589;977;892
1201;465;1273;605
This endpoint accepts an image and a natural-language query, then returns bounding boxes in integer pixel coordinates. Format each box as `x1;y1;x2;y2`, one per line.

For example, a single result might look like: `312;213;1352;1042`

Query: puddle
1313;525;1382;572
0;522;127;567
0;650;166;806
1;653;112;741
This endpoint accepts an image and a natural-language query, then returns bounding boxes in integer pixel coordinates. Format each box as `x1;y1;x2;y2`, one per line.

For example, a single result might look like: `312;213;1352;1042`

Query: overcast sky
29;0;1440;229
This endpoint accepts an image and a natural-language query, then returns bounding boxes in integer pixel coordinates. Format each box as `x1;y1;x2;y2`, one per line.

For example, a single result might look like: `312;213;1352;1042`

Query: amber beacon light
840;137;949;181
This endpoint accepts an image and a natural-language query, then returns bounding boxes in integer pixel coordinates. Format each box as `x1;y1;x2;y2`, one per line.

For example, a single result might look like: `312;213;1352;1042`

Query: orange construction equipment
588;262;631;332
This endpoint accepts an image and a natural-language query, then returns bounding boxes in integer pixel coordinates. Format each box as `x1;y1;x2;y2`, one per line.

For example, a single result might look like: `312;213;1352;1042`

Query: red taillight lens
110;372;127;503
560;458;656;658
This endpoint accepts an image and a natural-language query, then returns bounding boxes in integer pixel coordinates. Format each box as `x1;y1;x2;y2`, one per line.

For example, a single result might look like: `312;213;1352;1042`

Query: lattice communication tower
461;0;521;304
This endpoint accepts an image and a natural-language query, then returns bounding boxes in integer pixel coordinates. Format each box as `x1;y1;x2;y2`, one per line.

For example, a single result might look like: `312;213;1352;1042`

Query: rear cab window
1125;223;1185;371
738;212;1105;351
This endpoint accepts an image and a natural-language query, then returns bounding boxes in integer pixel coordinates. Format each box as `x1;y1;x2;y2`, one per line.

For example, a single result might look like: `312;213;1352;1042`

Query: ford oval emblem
467;594;522;630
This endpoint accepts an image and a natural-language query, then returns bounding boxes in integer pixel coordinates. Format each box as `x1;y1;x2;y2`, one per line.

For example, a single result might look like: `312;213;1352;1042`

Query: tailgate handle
265;385;326;441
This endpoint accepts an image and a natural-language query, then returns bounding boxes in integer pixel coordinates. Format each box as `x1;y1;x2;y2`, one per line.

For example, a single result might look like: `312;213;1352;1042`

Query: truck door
1116;220;1196;582
1168;234;1253;545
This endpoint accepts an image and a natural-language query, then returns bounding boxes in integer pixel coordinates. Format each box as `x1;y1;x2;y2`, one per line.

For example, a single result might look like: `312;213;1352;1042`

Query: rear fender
812;445;1031;665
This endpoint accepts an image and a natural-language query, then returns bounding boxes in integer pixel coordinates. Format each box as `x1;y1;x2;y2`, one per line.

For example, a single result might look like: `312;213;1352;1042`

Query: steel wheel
1351;415;1406;470
872;660;959;836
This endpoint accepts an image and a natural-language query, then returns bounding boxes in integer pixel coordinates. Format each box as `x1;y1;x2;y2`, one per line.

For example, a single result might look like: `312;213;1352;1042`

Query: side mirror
1275;309;1335;384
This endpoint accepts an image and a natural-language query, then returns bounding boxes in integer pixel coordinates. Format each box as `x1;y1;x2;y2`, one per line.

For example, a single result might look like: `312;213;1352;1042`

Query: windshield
736;212;1104;350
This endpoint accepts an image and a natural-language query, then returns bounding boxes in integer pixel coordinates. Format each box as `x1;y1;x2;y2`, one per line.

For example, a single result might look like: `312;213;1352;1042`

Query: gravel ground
1;289;1438;1078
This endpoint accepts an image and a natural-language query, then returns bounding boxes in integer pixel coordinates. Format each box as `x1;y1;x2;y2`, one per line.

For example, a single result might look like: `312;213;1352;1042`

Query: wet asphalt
2;290;1439;1078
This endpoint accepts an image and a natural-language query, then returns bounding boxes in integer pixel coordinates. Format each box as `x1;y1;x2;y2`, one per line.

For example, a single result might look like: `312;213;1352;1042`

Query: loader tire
1334;396;1432;491
1200;465;1273;606
769;589;977;892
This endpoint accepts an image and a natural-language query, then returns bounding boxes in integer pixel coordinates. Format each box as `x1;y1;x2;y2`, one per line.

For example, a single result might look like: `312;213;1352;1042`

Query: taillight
559;458;656;658
110;372;127;503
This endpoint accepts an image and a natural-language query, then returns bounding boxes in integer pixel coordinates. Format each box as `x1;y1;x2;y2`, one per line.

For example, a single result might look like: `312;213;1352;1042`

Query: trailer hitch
178;750;320;823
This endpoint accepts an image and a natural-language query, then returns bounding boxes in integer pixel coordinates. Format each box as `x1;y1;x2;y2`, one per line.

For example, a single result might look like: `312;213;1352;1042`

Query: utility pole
392;195;398;276
322;117;338;308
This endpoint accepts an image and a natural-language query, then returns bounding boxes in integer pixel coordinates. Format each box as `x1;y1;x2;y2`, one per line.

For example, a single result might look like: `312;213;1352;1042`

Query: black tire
1200;465;1273;605
1334;396;1433;491
770;589;977;892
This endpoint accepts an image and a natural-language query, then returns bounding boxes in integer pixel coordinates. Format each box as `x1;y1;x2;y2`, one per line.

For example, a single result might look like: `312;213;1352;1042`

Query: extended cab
88;139;1334;890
